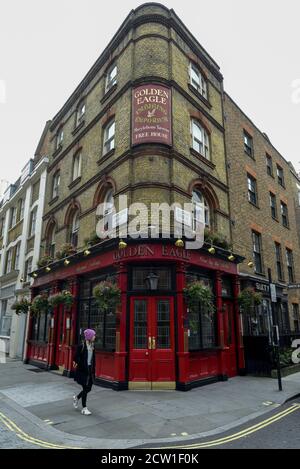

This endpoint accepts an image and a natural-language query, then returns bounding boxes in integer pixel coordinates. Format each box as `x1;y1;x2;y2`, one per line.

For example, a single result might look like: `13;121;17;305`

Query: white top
87;344;93;366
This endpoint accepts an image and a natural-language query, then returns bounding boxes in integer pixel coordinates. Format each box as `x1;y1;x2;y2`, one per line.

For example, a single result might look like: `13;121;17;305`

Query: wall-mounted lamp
84;249;91;256
64;259;70;266
208;246;216;255
145;272;159;291
228;254;235;262
45;266;51;272
119;239;127;249
247;261;254;268
175;239;184;248
32;273;38;278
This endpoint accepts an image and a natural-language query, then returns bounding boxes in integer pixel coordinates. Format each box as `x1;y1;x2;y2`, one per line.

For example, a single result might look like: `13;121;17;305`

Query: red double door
129;297;176;389
223;300;238;378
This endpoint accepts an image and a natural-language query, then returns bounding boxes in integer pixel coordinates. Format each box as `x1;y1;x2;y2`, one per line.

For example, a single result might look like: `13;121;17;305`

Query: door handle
152;337;156;350
148;336;152;350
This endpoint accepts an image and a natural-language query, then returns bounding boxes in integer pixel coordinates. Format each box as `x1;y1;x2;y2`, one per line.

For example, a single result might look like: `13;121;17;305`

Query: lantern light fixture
145;272;159;291
119;239;127;249
175;239;184;248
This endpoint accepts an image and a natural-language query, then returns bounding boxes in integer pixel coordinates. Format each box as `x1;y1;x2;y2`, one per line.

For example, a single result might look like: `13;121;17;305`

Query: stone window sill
100;84;118;104
97;148;115;165
188;84;212;109
49;196;59;207
72;120;85;136
68;177;82;190
52;145;63;159
189;148;215;169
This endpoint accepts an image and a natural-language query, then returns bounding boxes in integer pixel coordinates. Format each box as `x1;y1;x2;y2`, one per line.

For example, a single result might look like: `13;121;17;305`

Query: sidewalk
0;359;299;449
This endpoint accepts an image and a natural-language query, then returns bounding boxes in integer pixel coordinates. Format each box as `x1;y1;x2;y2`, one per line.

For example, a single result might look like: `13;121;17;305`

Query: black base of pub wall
94;377;128;391
25;359;48;370
176;374;228;391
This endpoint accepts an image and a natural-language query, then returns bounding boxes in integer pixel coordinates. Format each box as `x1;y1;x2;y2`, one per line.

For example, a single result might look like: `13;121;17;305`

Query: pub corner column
215;270;228;380
24;286;39;364
65;276;80;376
233;274;245;374
176;261;190;389
114;262;128;386
47;280;60;369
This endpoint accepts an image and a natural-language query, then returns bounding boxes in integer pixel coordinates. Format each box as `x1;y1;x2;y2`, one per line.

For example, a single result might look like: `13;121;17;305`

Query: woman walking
73;329;96;415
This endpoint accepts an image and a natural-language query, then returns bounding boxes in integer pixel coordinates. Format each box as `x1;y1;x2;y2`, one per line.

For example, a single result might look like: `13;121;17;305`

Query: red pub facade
25;3;245;390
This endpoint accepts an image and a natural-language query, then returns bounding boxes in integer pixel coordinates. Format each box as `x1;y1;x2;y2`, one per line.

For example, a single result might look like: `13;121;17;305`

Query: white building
0;122;50;358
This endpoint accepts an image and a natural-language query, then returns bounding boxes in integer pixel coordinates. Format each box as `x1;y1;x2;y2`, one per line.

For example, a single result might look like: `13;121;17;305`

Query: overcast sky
0;0;299;191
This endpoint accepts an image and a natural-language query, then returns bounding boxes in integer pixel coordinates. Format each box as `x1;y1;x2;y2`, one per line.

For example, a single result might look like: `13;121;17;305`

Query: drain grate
28;368;45;373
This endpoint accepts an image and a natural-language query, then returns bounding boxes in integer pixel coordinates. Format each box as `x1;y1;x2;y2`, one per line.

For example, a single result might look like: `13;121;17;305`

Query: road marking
0;411;81;449
155;403;300;449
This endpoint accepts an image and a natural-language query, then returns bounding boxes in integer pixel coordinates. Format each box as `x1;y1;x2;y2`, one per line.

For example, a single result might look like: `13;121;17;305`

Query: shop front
25;241;245;391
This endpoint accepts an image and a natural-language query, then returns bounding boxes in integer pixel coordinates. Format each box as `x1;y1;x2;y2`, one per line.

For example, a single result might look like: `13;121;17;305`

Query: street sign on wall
132;84;172;147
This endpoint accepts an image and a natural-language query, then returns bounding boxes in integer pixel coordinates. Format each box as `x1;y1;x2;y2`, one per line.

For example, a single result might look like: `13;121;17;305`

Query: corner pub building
25;3;245;391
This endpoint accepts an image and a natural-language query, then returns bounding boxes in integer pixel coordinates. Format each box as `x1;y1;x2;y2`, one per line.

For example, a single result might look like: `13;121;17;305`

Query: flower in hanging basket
11;297;31;316
93;281;121;312
183;281;215;313
238;288;262;314
31;294;49;316
48;290;75;311
37;255;53;268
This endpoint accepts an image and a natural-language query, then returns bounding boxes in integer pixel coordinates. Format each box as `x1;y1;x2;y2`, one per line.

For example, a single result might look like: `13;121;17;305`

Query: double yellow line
157;403;300;449
0;411;81;449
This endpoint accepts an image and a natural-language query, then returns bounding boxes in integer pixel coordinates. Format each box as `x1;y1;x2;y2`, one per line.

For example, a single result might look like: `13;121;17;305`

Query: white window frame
72;152;82;181
76;102;86;127
10;207;17;228
52;172;60;199
56;128;64;150
103;120;115;155
189;63;207;99
192;190;210;229
19;199;25;220
105;64;117;92
191;120;210;159
25;257;33;282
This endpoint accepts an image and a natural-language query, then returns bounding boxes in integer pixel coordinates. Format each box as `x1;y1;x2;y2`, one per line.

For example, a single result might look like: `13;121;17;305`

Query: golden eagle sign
132;84;172;146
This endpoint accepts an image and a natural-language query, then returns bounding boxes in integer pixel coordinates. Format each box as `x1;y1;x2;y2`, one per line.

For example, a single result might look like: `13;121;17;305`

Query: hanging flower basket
48;290;75;311
56;243;77;260
11;297;31;316
37;255;53;268
30;294;50;317
183;281;215;314
238;288;262;314
93;281;121;312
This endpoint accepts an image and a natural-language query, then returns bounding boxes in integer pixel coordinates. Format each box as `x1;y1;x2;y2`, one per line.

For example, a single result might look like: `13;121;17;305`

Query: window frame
29;208;37;237
76;101;86;127
266;154;273;176
286;248;295;283
252;231;263;274
72;151;82;181
191;119;210;160
52;171;60;199
192;189;210;229
189;62;208;99
244;131;254;158
275;242;284;282
103;119;115;155
105;63;118;93
270;192;277;219
277;165;285;187
280;201;289;228
56;127;64;150
247;174;258;206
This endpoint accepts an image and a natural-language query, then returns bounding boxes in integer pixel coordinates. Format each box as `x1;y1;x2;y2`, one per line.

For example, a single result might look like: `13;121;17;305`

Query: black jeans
77;367;93;408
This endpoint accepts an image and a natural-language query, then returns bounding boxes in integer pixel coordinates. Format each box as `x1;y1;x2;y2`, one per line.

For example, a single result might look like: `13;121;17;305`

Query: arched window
103;189;114;232
192;189;210;229
189;63;207;99
191;120;210;160
69;210;80;247
103;120;115;155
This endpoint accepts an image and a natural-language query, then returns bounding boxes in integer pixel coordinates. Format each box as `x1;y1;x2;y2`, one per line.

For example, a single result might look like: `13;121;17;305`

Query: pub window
78;273;117;351
243;299;272;337
277;302;290;335
188;302;217;351
131;267;172;291
192;190;210;228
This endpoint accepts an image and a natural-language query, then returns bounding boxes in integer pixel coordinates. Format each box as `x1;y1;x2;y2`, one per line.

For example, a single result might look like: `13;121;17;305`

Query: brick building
25;3;245;390
224;94;300;372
